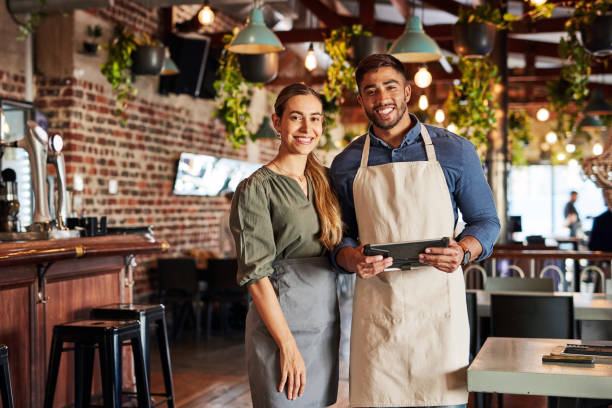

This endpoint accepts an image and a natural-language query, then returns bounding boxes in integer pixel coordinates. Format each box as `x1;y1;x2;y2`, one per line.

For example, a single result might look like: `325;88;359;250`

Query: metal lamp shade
238;53;278;84
161;55;179;76
389;16;442;63
352;35;389;65
578;115;605;132
228;7;284;54
585;89;612;116
255;117;277;139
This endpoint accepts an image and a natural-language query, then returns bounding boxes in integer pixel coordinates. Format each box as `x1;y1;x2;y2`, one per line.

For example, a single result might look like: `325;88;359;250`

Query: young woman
230;83;343;407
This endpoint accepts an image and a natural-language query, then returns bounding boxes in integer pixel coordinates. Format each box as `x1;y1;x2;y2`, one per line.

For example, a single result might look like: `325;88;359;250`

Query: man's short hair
355;54;408;92
570;191;578;196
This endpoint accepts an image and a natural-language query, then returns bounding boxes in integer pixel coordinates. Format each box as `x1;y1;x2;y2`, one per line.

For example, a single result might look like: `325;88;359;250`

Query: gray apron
246;256;341;408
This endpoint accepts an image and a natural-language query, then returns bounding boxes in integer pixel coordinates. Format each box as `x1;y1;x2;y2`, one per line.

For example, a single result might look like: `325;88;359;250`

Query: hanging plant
321;24;370;149
456;4;518;30
444;57;500;156
213;31;260;149
546;0;607;137
100;27;139;119
508;110;531;166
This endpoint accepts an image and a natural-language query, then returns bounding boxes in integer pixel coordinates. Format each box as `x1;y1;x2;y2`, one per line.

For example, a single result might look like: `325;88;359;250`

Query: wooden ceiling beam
389;0;411;19
421;0;472;16
296;0;348;27
359;0;376;29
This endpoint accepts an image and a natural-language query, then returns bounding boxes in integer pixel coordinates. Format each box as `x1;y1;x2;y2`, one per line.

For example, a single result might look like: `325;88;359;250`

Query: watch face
463;251;471;265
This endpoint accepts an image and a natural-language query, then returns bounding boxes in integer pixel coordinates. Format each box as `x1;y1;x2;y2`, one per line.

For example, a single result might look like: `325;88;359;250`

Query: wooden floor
148;294;548;407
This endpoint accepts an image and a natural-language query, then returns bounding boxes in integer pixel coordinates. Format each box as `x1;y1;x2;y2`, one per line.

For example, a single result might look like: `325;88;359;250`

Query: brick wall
0;2;279;299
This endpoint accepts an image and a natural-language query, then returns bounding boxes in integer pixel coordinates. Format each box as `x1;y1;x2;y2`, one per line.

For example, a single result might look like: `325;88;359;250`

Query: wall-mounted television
173;152;261;197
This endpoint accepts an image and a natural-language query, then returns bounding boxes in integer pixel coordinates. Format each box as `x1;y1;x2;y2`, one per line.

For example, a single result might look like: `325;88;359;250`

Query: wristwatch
457;241;471;265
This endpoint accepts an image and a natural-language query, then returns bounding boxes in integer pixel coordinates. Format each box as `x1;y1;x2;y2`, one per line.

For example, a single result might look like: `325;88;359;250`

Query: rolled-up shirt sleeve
230;178;276;286
455;141;500;260
329;155;360;272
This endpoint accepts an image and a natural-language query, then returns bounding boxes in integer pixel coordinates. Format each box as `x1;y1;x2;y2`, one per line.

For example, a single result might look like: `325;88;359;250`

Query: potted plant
83;24;102;55
452;4;517;58
237;52;279;84
131;32;165;76
101;27;139;118
350;29;386;66
575;0;611;57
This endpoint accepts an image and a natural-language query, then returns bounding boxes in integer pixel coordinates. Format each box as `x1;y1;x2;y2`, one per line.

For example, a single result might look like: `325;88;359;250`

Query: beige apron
350;126;469;407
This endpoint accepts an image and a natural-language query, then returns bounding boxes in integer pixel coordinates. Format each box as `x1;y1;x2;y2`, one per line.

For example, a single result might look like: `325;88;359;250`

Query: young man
330;54;500;408
564;191;581;237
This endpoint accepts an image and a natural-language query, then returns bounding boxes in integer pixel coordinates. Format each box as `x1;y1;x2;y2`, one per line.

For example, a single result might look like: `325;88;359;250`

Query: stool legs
131;336;151;408
0;355;14;408
156;316;175;407
44;333;64;408
74;344;95;408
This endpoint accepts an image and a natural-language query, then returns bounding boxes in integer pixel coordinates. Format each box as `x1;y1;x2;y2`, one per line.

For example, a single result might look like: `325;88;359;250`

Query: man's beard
365;100;408;130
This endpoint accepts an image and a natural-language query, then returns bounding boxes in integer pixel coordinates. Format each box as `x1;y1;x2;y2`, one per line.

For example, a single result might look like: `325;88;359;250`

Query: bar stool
44;319;150;408
91;304;174;407
0;345;14;408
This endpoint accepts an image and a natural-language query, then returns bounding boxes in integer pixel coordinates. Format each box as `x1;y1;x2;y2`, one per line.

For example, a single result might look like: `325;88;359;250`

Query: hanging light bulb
568;159;578;167
545;131;557;144
556;152;566;161
536;107;550;122
565;144;576;153
304;43;317;72
198;2;215;25
530;0;547;5
593;143;604;156
418;94;429;111
540;142;550;151
414;65;432;88
434;109;445;124
447;123;458;133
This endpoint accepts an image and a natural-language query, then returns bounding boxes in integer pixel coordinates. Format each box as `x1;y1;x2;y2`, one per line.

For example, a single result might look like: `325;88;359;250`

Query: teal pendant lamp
389;15;442;63
255;117;277;139
578;115;605;132
228;7;285;54
585;89;612;116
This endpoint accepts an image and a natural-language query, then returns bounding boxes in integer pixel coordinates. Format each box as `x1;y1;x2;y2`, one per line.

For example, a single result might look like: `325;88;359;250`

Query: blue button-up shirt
330;114;500;267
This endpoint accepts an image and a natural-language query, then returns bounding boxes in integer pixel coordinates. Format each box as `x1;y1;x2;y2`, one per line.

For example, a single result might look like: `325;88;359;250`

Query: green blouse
230;166;326;286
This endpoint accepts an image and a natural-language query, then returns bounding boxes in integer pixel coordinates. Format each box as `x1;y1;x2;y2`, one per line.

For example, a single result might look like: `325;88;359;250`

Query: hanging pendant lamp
389;16;442;63
577;115;605;132
585;89;612;116
228;7;284;54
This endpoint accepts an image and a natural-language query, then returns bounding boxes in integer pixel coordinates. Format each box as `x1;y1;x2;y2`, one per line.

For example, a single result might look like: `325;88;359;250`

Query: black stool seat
0;345;14;408
44;319;150;408
91;304;174;408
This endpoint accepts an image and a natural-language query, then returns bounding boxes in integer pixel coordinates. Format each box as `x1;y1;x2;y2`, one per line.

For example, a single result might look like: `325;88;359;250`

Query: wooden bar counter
0;234;168;407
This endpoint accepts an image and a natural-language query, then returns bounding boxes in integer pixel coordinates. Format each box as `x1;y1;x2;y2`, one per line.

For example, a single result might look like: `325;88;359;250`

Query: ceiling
188;0;612;104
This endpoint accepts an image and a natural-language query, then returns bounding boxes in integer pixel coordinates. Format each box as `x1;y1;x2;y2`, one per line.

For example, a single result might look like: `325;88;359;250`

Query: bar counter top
0;234;169;267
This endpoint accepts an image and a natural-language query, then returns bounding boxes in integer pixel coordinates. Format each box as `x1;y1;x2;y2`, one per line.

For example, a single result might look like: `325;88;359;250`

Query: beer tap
47;132;68;229
22;120;51;231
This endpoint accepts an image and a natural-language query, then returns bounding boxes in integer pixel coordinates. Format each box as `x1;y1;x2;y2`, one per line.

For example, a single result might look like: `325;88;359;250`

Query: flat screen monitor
173;152;261;196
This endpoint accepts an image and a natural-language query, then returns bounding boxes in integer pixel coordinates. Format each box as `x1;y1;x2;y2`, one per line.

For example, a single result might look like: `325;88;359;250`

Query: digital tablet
363;237;450;270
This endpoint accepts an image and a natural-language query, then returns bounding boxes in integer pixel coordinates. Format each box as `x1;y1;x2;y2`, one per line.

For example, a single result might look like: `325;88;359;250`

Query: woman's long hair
274;83;343;250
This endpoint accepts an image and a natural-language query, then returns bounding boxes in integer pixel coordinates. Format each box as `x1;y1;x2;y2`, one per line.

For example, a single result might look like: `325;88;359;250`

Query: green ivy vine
214;31;261;148
101;27;139;119
444;57;500;155
547;0;609;137
320;24;370;150
508;110;531;166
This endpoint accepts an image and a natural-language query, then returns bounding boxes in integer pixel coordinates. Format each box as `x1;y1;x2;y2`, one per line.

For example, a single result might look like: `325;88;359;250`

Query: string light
593;143;604;156
434;109;445;124
414;65;432;88
418;94;429;110
565;144;576;153
198;3;215;25
545;131;557;144
530;0;547;5
304;43;317;71
536;107;550;122
447;123;458;133
556;153;566;161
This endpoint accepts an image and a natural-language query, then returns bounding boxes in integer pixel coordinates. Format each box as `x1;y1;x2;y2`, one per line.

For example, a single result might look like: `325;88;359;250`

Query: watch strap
457;241;471;265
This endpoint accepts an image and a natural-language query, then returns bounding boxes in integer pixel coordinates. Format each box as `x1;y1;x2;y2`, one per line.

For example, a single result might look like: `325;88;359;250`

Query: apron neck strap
359;124;438;168
420;125;437;161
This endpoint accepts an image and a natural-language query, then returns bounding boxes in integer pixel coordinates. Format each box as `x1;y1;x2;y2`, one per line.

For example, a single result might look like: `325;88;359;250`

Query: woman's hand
279;340;306;400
